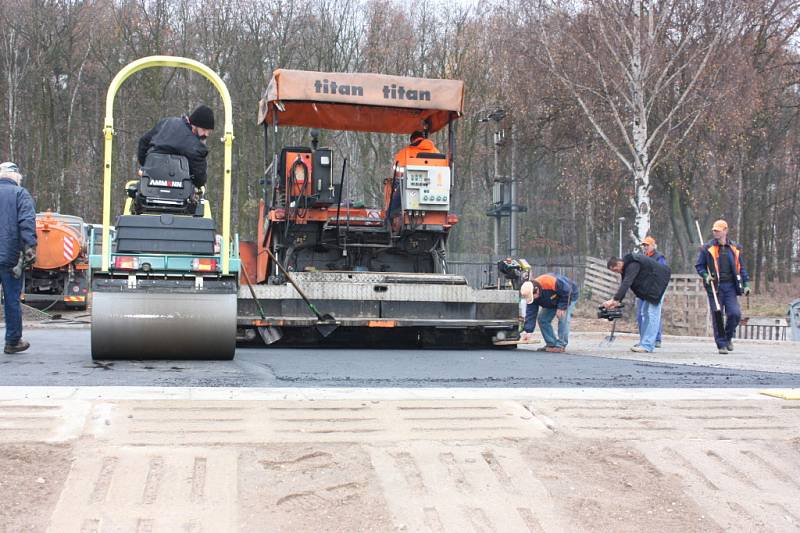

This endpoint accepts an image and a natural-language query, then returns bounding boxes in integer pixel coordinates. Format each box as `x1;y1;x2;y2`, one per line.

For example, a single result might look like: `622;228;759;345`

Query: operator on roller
137;104;215;188
0;162;36;354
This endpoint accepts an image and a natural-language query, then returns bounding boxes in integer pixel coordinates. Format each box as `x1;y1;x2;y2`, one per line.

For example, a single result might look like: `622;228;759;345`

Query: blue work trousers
638;297;664;352
636;298;662;343
538;300;577;348
708;281;741;348
0;268;23;345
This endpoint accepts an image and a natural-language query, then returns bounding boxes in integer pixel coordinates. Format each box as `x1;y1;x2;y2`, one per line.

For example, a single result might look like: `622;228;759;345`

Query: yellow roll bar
101;56;234;274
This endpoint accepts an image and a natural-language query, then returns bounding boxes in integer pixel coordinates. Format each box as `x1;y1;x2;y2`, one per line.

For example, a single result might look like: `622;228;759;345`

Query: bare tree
536;0;730;243
0;2;33;160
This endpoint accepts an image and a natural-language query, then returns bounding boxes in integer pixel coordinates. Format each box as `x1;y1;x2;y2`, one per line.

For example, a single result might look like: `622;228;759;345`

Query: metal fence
447;253;586;289
448;252;791;341
737;318;789;341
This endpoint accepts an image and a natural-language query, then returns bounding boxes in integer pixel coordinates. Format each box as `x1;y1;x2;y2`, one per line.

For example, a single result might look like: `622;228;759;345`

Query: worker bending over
519;274;579;353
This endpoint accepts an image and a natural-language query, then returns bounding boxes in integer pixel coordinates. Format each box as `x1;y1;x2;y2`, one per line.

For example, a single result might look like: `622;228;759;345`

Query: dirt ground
1;395;798;532
0;443;73;533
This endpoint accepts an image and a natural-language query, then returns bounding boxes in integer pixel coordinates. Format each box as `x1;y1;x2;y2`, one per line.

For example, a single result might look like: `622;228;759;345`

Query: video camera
597;303;625;321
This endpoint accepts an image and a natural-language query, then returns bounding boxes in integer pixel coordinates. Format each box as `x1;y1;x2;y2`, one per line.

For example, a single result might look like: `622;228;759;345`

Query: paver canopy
258;69;464;134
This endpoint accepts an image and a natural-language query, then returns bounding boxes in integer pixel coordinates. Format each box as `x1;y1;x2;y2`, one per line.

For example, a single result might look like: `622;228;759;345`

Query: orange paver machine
237;69;519;346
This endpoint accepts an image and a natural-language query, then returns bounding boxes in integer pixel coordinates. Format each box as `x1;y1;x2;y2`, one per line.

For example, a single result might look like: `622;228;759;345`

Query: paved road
2;328;799;388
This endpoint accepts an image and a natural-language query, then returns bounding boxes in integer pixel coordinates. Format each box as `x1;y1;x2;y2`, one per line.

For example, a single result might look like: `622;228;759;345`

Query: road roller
89;56;239;360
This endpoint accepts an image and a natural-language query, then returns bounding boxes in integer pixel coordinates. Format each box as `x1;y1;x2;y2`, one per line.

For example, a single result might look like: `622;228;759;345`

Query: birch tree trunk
537;0;726;248
2;26;30;161
630;0;650;242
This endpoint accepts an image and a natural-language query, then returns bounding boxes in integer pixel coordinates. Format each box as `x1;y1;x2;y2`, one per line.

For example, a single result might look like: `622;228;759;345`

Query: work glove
702;273;712;287
11;252;24;279
743;284;751;296
23;246;36;265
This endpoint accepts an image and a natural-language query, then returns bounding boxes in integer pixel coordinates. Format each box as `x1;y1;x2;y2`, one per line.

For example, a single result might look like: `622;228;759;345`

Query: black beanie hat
410;130;425;142
189;105;215;130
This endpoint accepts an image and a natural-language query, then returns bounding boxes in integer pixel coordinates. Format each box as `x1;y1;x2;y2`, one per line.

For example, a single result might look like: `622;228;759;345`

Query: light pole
479;108;507;257
618;217;625;257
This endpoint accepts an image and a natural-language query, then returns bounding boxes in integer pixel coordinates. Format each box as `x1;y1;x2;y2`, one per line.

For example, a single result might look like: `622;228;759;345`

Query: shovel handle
264;246;322;320
695;220;722;311
240;261;268;321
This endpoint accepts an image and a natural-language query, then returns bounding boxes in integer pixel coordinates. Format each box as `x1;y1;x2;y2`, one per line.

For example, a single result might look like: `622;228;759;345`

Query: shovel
695;221;725;336
599;318;619;348
240;261;283;345
265;247;338;337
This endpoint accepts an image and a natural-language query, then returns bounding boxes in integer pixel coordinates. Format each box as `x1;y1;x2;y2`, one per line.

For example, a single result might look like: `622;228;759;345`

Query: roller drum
91;291;237;360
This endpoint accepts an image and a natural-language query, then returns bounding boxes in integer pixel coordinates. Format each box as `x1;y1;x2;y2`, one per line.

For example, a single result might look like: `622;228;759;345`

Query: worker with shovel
695;219;750;354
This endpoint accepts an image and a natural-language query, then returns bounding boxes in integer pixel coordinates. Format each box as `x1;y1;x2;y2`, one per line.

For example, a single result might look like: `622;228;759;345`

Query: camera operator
603;254;671;353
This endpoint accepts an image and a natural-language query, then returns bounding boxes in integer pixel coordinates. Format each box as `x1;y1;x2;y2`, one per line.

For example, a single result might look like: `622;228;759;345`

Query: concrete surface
1;391;799;532
2;326;799;532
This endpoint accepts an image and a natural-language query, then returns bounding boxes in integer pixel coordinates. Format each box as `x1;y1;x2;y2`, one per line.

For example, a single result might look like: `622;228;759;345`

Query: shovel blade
257;326;283;345
714;311;725;337
316;314;338;338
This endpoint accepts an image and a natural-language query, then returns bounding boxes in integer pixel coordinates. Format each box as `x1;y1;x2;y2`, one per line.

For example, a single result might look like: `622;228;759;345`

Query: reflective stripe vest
707;242;742;279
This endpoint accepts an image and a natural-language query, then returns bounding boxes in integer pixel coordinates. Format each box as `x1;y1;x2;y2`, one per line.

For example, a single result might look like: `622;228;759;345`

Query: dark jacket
0;178;37;268
647;250;667;266
524;273;579;333
613;253;671;305
695;239;749;295
137;116;209;187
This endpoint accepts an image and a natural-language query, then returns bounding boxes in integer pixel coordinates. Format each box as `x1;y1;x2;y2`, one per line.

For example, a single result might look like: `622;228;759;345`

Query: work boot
536;346;554;352
726;341;734;352
545;346;565;353
718;347;728;354
4;339;30;354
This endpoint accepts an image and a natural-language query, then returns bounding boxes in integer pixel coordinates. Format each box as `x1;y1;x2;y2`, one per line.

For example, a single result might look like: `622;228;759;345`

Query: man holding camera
603;253;671;353
0;162;37;354
519;273;579;353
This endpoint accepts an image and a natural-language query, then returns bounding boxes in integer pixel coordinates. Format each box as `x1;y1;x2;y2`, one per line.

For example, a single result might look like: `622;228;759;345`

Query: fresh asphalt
1;328;799;388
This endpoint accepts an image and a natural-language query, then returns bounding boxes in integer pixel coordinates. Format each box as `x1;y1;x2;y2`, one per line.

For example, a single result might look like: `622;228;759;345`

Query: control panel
401;165;451;212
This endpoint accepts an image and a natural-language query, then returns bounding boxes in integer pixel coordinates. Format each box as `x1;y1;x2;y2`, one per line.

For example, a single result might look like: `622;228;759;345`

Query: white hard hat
0;161;19;173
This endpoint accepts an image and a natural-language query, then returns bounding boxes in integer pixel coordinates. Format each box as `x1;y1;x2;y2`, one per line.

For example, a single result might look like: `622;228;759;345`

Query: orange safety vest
393;138;440;168
534;274;558;291
707;242;742;279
